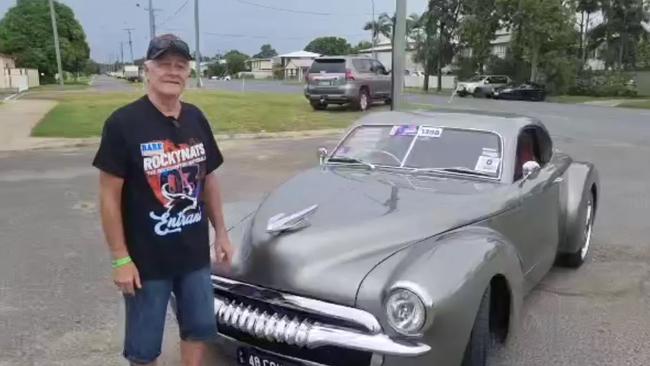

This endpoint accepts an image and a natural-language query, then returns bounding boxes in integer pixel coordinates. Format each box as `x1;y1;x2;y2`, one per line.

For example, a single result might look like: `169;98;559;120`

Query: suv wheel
353;88;370;111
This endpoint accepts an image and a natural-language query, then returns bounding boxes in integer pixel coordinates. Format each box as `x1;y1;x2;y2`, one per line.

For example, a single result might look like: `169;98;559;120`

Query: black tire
556;192;595;268
353;88;370;111
310;101;327;110
461;286;495;366
473;88;485;98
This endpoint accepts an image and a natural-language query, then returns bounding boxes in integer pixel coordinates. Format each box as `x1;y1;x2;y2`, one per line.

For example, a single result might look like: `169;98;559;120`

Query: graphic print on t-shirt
141;139;207;236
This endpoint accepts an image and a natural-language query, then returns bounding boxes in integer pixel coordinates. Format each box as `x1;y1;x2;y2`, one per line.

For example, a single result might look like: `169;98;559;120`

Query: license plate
237;347;300;366
318;81;331;86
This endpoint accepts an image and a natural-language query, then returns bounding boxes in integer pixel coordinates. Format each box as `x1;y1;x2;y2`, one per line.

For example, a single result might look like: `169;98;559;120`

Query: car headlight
386;289;426;335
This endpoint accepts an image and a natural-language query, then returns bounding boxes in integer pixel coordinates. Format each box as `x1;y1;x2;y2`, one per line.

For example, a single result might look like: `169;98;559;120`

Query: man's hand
213;233;234;269
113;262;142;295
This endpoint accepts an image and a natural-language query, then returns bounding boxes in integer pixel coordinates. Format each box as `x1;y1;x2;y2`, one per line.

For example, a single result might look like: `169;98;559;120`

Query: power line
202;31;367;41
158;0;191;27
232;0;384;17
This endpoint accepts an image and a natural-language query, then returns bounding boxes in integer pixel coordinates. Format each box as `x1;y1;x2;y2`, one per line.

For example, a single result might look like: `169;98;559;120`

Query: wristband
112;256;132;269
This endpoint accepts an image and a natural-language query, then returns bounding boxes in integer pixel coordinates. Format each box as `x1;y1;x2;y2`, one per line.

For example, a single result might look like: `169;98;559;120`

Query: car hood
221;167;512;306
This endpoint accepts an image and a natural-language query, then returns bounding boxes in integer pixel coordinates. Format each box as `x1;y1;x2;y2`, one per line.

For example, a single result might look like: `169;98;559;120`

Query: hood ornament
266;204;319;235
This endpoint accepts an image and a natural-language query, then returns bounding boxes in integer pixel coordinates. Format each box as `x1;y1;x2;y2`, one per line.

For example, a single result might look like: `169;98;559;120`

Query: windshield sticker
475;156;501;174
481;147;499;158
390;125;419;136
418;126;443;138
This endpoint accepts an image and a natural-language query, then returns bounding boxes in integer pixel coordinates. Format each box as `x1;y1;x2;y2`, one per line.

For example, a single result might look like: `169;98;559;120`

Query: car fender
355;226;524;365
210;200;260;274
558;161;599;254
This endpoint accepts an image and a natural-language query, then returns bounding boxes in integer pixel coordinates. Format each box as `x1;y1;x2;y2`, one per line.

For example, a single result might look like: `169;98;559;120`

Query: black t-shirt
93;95;223;280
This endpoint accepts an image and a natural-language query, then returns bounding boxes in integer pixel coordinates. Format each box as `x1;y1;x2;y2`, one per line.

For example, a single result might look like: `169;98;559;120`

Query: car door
515;127;561;285
351;59;374;95
370;60;391;99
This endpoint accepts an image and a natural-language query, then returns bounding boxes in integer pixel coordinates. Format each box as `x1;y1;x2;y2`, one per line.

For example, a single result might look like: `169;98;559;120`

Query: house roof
277;50;320;58
286;59;314;68
247;57;273;62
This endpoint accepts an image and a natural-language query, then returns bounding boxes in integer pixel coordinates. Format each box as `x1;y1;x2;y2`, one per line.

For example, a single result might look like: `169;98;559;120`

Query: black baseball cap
146;34;193;61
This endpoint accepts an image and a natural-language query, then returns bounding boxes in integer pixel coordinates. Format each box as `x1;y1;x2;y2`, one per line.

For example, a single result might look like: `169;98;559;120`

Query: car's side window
514;129;540;181
514;126;554;180
372;60;387;75
353;59;372;73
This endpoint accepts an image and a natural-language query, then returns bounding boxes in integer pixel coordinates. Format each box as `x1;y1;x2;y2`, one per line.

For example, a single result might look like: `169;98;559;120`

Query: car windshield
467;75;485;81
330;125;503;178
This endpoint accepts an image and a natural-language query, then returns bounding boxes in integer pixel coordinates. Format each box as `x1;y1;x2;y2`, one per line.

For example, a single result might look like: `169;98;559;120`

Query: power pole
48;0;64;87
120;41;124;65
391;0;407;110
124;28;135;64
149;0;156;39
194;0;203;87
371;0;376;60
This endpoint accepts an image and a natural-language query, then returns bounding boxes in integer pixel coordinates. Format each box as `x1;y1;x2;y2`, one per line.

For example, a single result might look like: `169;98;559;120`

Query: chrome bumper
212;276;430;357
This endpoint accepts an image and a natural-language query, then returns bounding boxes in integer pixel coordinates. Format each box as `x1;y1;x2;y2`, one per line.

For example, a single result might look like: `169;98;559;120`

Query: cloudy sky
0;0;429;63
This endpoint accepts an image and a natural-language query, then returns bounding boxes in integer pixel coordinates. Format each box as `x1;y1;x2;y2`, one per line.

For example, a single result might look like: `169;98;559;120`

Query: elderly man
93;34;233;366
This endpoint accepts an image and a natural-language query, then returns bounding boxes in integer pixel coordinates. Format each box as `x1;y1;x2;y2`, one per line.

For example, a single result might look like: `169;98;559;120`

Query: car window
352;59;372;73
514;126;553;180
371;60;387;74
332;125;502;178
309;59;346;73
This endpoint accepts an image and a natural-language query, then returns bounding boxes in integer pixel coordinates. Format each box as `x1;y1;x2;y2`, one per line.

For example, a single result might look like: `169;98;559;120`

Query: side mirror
318;147;329;165
521;161;541;183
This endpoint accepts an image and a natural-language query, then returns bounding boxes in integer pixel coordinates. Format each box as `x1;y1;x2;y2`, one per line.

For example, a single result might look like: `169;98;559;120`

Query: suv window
488;76;508;84
370;60;387;74
352;59;372;73
309;59;346;73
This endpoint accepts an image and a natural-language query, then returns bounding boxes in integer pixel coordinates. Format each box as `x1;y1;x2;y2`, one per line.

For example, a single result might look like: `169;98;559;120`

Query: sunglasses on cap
146;36;193;61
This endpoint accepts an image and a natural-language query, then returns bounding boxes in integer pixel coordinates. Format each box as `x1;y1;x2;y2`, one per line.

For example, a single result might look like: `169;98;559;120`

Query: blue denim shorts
122;266;217;364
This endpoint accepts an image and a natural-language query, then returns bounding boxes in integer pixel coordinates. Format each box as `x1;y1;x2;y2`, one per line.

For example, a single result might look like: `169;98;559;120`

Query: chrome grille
217;299;314;347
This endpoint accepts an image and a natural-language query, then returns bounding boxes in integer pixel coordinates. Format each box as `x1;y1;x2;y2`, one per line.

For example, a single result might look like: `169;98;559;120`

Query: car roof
352;109;546;141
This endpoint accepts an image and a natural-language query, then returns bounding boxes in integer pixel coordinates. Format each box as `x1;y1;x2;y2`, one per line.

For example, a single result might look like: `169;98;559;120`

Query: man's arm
204;171;234;266
99;171;141;294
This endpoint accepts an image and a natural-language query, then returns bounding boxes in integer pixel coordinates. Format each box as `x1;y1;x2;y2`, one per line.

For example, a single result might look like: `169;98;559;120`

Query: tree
83;59;100;75
305;37;351;56
0;0;90;82
459;0;501;73
364;13;394;45
351;41;373;54
428;0;462;91
587;0;649;70
253;44;278;59
576;0;599;67
224;50;249;75
207;62;227;77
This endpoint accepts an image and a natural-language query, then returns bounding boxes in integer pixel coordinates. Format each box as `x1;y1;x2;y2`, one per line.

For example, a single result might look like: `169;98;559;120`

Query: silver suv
304;56;391;111
455;75;512;97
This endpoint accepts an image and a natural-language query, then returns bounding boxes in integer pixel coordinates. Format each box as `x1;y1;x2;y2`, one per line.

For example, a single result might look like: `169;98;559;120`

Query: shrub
568;71;638;97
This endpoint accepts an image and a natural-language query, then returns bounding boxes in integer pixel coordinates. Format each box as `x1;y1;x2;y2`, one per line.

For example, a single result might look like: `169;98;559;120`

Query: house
275;50;320;80
356;34;422;73
245;58;274;79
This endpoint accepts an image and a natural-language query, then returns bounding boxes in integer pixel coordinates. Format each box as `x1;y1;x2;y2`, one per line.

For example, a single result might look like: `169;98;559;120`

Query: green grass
404;87;454;96
617;100;650;109
546;95;640;104
32;90;363;138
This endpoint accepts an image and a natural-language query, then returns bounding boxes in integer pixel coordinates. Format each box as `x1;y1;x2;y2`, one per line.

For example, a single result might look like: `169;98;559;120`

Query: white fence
405;75;457;89
1;68;40;92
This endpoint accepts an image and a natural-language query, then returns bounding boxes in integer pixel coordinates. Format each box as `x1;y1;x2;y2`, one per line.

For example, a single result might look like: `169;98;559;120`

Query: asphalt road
1;98;649;366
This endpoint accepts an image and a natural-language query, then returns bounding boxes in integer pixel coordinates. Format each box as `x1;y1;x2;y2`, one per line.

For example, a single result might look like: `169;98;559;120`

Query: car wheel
461;286;496;366
473;88;484;98
310;101;327;110
353;88;370;111
557;192;595;268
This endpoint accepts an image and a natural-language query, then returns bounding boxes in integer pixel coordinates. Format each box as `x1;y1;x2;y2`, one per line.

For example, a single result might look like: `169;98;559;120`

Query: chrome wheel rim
360;93;368;110
580;199;594;260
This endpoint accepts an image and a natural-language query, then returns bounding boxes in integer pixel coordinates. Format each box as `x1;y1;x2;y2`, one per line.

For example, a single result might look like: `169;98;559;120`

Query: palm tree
364;12;394;45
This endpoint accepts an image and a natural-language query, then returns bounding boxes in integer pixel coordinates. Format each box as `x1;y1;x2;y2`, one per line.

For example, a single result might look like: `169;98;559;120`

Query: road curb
1;128;346;153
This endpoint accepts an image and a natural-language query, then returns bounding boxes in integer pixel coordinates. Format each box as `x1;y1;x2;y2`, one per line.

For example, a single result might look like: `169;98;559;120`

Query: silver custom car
211;110;599;366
